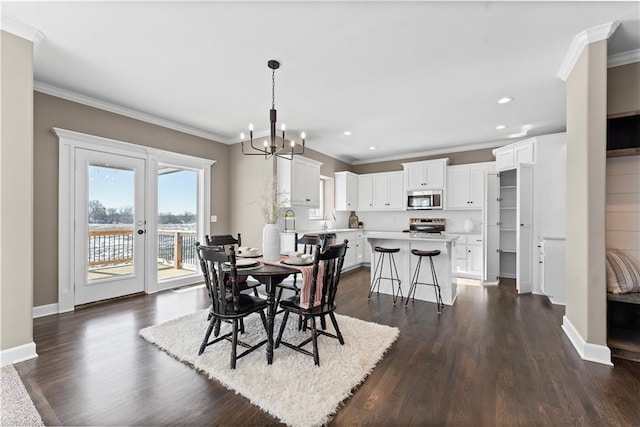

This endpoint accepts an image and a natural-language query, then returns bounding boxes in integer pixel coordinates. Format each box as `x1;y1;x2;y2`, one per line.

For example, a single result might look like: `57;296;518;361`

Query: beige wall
607;62;640;115
565;40;608;346
33;92;230;306
226;144;351;247
352;147;495;174
228;142;276;248
1;31;34;352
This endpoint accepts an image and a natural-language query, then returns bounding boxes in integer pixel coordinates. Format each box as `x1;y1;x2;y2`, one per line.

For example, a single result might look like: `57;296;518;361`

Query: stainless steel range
403;218;446;235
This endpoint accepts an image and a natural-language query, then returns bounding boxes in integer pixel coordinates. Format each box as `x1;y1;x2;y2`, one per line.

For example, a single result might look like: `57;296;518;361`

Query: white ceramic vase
262;223;281;261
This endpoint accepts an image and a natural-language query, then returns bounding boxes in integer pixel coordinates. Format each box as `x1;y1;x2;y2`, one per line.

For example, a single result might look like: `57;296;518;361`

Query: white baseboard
33;303;59;318
0;342;38;367
562;315;613;366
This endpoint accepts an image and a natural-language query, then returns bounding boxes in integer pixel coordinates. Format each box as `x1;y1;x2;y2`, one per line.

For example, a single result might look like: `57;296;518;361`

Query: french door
74;149;146;305
57;128;213;312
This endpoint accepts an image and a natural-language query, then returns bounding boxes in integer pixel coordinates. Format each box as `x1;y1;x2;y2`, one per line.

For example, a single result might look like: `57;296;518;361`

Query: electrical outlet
210;215;217;223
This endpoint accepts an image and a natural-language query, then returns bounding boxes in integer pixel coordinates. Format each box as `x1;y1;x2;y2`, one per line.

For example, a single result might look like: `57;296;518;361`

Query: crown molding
608;49;640;68
351;139;509;166
34;81;232;143
0;15;45;44
557;21;620;81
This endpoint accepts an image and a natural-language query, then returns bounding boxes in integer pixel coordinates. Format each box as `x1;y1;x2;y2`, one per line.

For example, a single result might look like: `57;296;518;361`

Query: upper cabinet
334;171;359;211
446;162;495;209
493;139;536;171
357;175;374;211
277;156;322;207
372;172;404;210
402;158;449;190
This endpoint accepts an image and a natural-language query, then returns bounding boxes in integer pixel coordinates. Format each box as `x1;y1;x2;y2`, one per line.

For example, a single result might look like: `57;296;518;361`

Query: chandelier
241;60;305;160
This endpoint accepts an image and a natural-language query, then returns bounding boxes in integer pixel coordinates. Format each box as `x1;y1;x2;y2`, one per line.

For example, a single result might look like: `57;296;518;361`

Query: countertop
365;231;458;243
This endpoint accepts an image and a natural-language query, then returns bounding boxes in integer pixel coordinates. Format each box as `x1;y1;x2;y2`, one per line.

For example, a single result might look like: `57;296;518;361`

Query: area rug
140;310;399;427
0;364;45;427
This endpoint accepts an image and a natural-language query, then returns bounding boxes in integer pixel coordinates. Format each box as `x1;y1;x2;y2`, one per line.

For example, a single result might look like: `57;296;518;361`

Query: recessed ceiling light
343;131;352;136
369;146;376;150
498;97;514;104
496;125;507;130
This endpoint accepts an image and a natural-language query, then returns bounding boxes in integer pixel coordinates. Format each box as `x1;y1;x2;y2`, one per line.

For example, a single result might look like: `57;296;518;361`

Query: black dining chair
275;240;348;366
205;234;261;298
195;242;268;369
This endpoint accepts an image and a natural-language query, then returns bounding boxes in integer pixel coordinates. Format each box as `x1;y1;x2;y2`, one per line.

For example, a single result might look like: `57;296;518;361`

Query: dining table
237;261;298;364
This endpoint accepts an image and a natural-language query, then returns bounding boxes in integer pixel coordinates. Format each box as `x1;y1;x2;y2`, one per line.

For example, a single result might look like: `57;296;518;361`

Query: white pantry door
74;149;146;305
516;163;534;294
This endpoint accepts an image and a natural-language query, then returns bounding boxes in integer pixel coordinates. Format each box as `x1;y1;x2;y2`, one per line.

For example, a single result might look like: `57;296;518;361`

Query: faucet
322;212;336;230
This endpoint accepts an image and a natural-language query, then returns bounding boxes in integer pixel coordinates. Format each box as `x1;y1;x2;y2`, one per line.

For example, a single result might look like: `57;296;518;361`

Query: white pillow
606;249;640;294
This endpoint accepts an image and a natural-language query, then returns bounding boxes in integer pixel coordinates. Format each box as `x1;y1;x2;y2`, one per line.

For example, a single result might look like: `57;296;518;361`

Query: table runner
257;256;324;308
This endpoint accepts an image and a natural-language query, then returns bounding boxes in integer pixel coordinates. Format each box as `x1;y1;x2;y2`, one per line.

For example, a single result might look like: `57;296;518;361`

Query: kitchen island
366;232;458;306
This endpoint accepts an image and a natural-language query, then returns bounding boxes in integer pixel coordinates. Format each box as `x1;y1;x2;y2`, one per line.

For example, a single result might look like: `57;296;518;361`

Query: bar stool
369;247;403;304
406;249;444;314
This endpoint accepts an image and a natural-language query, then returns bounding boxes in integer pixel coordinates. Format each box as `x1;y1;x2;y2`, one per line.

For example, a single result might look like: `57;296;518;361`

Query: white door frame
56;128;214;313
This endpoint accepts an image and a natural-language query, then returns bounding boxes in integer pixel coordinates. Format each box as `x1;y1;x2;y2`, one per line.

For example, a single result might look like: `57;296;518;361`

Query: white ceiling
2;1;639;164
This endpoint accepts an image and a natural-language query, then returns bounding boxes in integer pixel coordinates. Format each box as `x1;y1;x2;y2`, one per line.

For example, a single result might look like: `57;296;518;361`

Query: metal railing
88;229;197;270
157;230;197;268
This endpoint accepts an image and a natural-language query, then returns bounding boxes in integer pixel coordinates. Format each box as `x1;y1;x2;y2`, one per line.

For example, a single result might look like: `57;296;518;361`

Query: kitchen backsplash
278;208;480;234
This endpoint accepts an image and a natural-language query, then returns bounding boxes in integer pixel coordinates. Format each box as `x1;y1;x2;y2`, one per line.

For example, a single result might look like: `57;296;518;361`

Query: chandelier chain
272;68;276;110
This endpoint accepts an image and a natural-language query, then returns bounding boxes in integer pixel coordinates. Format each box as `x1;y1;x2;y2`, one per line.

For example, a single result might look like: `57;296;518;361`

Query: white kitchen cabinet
446;162;495;209
334;231;357;270
372;172;404;210
447;234;483;279
402;158;449;190
493;139;536;172
277;156;322;207
538;237;566;305
357;175;374;211
334;171;358;211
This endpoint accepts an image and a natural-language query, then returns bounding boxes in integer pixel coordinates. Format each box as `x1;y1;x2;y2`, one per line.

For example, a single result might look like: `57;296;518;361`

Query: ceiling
2;1;639;164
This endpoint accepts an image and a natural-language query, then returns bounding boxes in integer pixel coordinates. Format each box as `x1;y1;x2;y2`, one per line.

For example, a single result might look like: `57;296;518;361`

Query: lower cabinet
448;234;483;279
538;237;566;305
334;230;363;271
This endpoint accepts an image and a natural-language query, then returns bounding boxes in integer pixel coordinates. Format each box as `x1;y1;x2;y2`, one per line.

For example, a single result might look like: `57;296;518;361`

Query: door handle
137;229;145;235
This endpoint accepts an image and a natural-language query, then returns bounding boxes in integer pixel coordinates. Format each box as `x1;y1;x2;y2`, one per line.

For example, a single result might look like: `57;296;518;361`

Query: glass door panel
75;149;145;305
157;166;199;281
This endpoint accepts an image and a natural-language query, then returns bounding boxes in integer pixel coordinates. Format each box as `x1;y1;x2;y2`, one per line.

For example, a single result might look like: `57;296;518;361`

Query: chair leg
311;317;320;366
320;314;327;330
390;253;403;304
368;252;383;299
275;286;284;311
275;311;290;348
230;319;238;369
213;318;221;337
239;318;245;334
405;256;422;306
430;257;444;314
199;316;216;355
329;312;345;345
259;310;268;332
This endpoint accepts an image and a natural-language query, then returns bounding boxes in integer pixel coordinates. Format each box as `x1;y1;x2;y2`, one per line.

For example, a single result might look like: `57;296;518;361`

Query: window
308;178;325;219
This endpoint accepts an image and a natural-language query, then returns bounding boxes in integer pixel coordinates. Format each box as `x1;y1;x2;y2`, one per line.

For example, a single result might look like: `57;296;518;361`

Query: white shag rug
0;364;45;427
140;310;399;427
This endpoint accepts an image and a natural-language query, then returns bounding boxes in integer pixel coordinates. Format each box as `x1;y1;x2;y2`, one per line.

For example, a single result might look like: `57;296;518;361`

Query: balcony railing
88;229;197;271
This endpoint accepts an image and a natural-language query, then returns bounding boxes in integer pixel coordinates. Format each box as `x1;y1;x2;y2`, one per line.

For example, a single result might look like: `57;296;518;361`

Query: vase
262;223;281;261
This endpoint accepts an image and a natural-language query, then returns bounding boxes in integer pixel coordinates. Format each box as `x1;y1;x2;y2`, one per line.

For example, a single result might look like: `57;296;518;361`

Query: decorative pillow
606;249;640;294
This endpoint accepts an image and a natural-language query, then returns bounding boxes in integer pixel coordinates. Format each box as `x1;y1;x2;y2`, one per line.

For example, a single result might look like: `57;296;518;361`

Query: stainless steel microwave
406;190;443;210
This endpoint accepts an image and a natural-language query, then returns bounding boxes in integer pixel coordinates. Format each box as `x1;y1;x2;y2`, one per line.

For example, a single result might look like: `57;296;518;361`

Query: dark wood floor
16;268;640;426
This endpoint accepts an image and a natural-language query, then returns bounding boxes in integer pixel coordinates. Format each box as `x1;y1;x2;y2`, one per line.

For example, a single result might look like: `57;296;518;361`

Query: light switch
210;215;217;223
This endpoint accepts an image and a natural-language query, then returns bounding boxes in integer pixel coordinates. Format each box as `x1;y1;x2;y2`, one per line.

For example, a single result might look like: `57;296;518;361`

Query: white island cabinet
365;232;458;306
